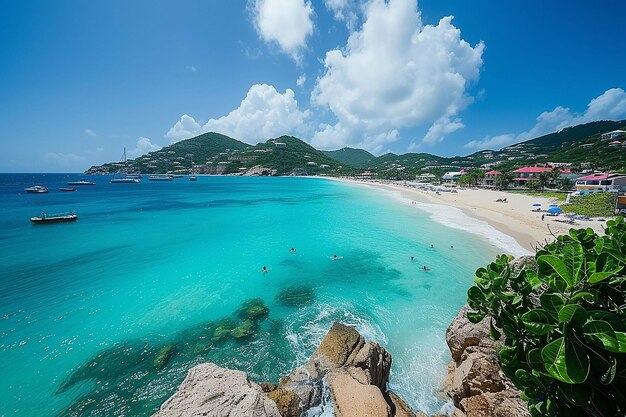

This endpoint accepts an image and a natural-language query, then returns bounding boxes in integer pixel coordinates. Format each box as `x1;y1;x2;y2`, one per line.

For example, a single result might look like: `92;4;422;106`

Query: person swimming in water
262;266;268;272
430;244;434;248
423;265;430;271
410;256;414;261
290;247;296;253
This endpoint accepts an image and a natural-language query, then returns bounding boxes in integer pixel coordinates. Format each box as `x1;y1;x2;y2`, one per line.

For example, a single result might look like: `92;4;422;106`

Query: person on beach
541;214;545;221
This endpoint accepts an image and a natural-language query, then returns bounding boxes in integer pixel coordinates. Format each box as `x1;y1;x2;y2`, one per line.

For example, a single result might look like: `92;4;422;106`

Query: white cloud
251;0;314;61
296;74;307;87
311;0;484;152
186;65;197;72
465;88;626;150
166;84;310;143
127;137;161;158
324;0;359;29
85;129;96;136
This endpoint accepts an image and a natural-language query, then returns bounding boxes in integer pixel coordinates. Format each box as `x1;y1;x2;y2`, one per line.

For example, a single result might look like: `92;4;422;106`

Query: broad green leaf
467;311;485;324
569;291;594;303
538;255;574;288
541;337;589;384
557;382;590;406
499;346;519;368
563;242;584;287
489;318;501;340
521;309;557;335
583;320;620;352
588;272;616;283
557;304;587;327
527;348;545;373
540;293;565;319
615;332;626;353
601;357;617;385
524;270;542;289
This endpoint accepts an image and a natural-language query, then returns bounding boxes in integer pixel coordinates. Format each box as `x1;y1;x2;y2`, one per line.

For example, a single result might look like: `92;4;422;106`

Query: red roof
485;170;501;175
577;173;609;181
513;166;571;174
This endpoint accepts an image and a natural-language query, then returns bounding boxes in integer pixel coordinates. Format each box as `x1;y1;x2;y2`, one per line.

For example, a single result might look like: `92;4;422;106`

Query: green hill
86;132;249;174
322;147;375;168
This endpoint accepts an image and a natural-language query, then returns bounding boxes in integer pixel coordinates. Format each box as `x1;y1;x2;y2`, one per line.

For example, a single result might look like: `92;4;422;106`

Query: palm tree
496;171;514;190
538;172;551;190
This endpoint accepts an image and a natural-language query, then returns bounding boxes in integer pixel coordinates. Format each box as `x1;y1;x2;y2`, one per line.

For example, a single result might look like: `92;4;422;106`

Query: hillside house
601;130;626;140
481;170;501;188
575;173;626;193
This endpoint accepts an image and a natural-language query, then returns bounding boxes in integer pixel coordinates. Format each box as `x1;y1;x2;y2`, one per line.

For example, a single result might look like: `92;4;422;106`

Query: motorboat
189;176;197;181
149;175;174;181
67;180;96;186
30;212;78;224
59;187;76;192
24;186;49;193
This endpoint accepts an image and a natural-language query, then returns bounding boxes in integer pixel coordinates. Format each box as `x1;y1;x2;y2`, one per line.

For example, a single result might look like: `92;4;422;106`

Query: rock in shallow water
152;362;281;417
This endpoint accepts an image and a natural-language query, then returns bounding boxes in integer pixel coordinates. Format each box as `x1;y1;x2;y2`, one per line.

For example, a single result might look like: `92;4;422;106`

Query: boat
149;175;174;181
30;212;78;224
59;187;76;192
171;174;184;178
189;176;197;181
111;148;141;183
24;186;49;193
126;174;142;179
67;180;96;186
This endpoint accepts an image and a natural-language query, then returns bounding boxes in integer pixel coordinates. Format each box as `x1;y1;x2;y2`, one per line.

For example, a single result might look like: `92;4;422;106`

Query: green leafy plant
467;217;626;417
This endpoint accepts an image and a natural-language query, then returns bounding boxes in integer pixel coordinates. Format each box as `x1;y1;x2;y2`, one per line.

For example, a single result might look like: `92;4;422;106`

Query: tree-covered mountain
322;147;375;168
86;120;626;177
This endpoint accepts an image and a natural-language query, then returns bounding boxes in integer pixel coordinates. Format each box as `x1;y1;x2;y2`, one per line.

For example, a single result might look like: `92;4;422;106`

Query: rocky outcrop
152;362;281;417
444;305;530;417
154;322;412;417
243;166;278;176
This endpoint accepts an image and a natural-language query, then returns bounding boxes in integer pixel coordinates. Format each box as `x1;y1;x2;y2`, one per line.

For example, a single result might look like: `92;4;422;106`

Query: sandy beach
335;178;607;255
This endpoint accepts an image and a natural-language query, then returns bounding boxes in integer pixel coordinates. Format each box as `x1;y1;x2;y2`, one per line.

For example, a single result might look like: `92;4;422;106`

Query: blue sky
1;0;625;172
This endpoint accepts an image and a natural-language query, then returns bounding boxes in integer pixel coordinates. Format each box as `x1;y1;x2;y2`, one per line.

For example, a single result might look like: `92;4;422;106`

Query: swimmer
423;265;430;271
430;244;434;248
451;245;454;249
259;266;272;273
410;256;414;261
290;247;296;253
331;254;343;260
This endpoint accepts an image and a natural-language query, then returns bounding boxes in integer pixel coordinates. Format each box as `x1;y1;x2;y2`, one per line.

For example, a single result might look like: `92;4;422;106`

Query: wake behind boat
30;211;78;224
24;185;49;193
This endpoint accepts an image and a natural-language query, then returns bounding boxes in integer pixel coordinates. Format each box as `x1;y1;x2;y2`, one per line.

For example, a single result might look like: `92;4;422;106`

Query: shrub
467;217;626;417
562;192;616;218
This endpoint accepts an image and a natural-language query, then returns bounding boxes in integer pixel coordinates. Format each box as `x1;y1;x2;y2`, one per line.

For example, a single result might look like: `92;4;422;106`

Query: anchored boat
67;180;96;186
24;186;49;193
30;212;78;224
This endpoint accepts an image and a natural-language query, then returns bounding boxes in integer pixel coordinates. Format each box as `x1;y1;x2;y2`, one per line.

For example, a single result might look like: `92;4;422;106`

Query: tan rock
446;305;493;363
460;390;531;417
259;382;278;393
267;388;301;417
152;362;280;417
447;346;506;406
310;322;365;372
388;391;416;417
348;342;392;390
327;369;391;417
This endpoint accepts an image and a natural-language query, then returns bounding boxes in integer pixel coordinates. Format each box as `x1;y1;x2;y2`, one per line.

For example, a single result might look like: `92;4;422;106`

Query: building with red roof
511;166;572;188
575;173;626;192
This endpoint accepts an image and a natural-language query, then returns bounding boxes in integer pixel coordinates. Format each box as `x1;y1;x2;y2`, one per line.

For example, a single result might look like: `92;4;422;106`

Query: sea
0;174;511;416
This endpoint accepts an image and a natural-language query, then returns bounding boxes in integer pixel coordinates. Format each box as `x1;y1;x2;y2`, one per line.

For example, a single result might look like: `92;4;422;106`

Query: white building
601;130;626;140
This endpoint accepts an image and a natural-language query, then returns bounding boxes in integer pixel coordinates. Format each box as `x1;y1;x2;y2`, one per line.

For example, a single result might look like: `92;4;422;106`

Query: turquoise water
0;175;499;416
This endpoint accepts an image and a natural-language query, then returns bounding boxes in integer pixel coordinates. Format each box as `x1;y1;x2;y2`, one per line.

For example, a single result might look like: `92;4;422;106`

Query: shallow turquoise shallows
0;174;500;416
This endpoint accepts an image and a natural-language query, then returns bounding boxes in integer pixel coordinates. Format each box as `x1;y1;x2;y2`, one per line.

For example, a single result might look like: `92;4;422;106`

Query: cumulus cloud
324;0;359;29
85;128;96;136
311;0;484;152
296;74;307;87
166;84;310;143
251;0;314;61
127;137;161;158
465;88;626;150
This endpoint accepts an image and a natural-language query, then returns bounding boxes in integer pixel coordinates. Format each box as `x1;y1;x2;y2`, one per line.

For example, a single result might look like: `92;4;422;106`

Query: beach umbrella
532;203;542;207
547;206;562;214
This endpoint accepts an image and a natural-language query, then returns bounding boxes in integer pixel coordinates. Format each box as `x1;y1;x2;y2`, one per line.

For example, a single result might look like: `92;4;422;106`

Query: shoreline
329;177;607;255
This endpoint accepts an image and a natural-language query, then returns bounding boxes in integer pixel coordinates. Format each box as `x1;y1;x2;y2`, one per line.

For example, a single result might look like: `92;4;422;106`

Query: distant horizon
2;1;625;172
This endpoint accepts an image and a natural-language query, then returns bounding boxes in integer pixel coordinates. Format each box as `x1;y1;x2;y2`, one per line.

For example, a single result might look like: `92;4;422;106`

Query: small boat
111;148;141;183
59;187;76;192
24;186;49;193
126;174;142;179
149;175;174;181
111;177;140;184
189;176;197;181
30;212;78;224
67;180;96;186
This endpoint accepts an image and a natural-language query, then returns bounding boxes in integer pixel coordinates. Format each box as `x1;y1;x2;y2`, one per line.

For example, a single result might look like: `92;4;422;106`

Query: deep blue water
0;174;498;416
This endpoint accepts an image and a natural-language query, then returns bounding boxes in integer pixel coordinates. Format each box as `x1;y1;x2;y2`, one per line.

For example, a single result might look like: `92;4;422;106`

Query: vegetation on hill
562;192;616;217
86;132;249;174
467;217;626;417
322;147;375;168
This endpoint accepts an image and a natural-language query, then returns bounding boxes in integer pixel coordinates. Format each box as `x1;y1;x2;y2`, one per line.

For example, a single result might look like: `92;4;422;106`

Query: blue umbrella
532;203;542;207
547;206;562;214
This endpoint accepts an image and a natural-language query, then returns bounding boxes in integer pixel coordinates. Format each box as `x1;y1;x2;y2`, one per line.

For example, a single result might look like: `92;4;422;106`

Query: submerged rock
238;298;270;321
275;285;316;307
152;362;281;417
212;318;237;342
231;319;255;339
154;344;176;369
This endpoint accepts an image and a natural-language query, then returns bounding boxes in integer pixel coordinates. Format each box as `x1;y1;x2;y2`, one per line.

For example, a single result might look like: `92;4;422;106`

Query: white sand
332;178;607;255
